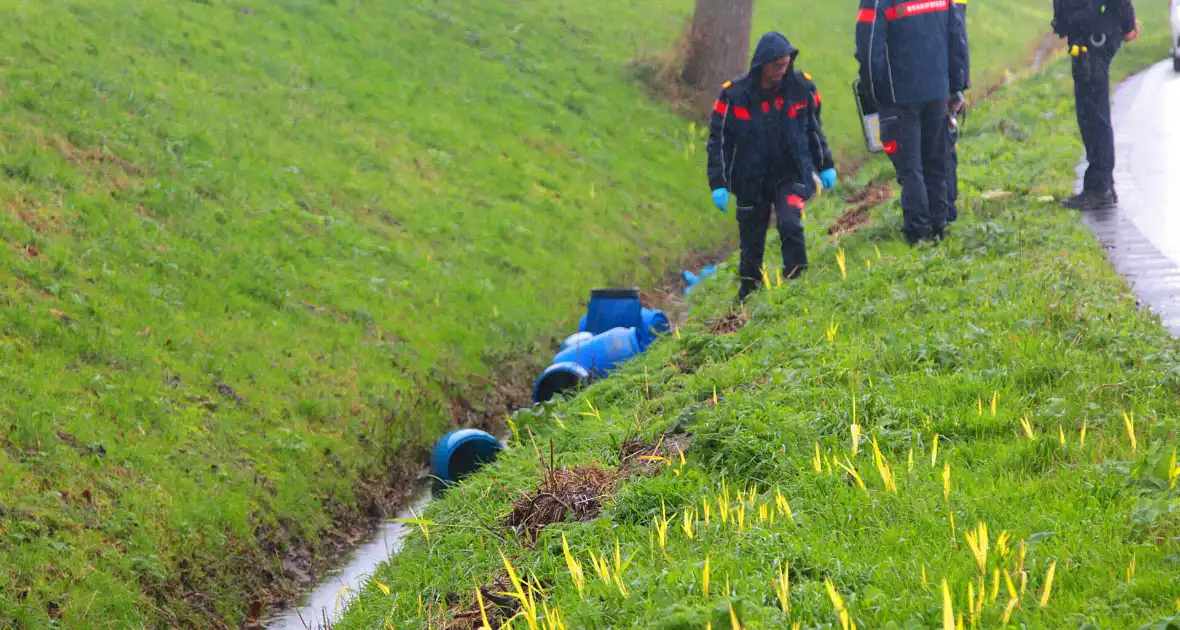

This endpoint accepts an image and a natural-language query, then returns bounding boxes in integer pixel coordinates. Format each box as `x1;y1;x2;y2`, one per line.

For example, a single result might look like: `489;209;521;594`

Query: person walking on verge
947;0;970;223
1054;0;1139;210
856;0;970;245
707;32;837;303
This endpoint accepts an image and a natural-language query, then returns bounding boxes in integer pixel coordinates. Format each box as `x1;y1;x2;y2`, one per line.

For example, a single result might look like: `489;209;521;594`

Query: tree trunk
681;0;754;91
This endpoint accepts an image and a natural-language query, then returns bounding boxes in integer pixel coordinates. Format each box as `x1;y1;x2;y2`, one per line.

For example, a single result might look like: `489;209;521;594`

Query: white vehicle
1173;0;1180;72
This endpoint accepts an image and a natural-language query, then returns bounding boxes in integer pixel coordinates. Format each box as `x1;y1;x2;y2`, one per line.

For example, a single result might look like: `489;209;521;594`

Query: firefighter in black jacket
1053;0;1139;210
856;0;969;244
707;32;837;303
947;0;970;223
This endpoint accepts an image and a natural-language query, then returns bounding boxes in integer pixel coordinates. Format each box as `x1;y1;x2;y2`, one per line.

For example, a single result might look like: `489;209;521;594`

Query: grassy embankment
336;12;1180;630
0;0;1072;626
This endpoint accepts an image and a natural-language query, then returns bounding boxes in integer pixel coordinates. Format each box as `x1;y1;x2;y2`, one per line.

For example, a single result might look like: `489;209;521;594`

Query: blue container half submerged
532;327;641;404
430;429;503;485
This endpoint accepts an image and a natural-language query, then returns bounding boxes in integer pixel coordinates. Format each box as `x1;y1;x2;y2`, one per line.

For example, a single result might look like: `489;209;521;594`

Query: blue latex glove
820;168;838;190
711;188;730;213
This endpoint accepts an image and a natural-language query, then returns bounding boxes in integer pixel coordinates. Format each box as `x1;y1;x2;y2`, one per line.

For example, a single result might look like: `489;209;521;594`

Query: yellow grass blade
702;556;711;599
1170;449;1179;490
476;588;492;630
1080;421;1087;448
1002;597;1019;624
851;423;861;457
773;560;791;613
931;433;939;467
943;463;952;502
1039;560;1057;607
561;533;585;596
375;581;390;596
1020;416;1035;440
836;457;867;491
941;578;955;630
1123;411;1137;453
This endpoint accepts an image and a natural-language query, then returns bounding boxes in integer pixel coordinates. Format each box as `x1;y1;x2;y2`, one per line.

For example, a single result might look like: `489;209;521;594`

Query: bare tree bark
681;0;754;91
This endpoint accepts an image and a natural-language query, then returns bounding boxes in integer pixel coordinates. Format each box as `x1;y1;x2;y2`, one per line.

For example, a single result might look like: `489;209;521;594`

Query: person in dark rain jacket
1053;0;1139;210
947;0;970;223
707;32;837;303
856;0;969;244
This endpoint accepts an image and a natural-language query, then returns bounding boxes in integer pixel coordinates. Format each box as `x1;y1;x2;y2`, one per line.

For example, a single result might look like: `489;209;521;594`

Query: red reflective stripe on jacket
762;101;771;114
787;100;809;119
786;195;805;210
714;100;728;115
733;106;751;120
885;0;948;20
857;8;876;22
813;90;822;106
883;140;899;155
774;97;785;111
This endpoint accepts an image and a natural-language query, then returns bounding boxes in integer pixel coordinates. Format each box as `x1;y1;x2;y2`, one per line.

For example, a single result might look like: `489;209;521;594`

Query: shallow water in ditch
263;484;433;630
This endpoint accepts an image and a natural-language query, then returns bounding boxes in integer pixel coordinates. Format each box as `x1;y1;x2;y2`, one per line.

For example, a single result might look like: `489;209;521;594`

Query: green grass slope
0;0;1068;626
335;18;1180;630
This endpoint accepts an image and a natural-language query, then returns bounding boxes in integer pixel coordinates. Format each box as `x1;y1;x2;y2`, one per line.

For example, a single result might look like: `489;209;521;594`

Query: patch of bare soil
502;433;694;543
504;466;623;543
828;180;894;237
709;309;750;336
619;432;693;476
441;575;520;630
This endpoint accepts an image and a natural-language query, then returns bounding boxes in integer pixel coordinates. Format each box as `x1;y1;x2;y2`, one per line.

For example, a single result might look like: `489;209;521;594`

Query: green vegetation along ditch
0;0;1110;626
336;23;1180;630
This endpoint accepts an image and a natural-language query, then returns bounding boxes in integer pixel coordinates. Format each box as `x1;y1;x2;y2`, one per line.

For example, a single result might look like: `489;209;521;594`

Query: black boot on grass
1061;189;1117;211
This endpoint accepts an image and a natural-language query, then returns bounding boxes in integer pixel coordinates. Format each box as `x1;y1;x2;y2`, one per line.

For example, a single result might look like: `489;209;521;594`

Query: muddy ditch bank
250;244;737;629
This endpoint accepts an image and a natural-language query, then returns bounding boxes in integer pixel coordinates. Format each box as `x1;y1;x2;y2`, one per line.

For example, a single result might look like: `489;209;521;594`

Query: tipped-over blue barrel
554;326;640;374
430;429;503;484
582;288;642;335
533;361;591;404
639;308;670;348
560;331;595;352
577;310;666;349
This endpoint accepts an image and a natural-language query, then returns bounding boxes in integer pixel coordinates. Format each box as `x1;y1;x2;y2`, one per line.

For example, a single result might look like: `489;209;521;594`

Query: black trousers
736;182;806;296
881;100;951;240
948;117;960;221
1072;47;1116;193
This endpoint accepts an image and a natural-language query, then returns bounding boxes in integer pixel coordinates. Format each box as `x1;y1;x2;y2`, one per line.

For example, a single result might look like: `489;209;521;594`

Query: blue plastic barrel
533;361;591;404
582;288;642;336
554;327;641;375
560;331;595;352
430;429;503;484
639;308;670;348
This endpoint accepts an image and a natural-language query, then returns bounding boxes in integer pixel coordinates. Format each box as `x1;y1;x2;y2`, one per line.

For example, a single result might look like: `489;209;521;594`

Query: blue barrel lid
429;429;503;483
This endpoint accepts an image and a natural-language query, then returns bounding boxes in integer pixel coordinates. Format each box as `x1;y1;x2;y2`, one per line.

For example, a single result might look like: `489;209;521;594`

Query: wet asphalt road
1084;59;1180;335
